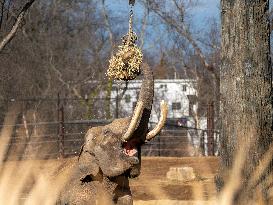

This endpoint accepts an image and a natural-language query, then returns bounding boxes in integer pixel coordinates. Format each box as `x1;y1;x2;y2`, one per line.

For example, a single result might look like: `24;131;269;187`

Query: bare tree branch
0;1;17;25
269;8;273;33
143;1;219;80
139;2;149;49
101;0;114;55
48;52;83;100
0;0;6;30
0;0;35;52
6;0;12;21
171;0;184;22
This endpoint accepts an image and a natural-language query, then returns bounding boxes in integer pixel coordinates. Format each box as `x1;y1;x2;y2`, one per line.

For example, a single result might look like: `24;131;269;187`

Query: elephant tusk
122;101;144;141
146;101;168;141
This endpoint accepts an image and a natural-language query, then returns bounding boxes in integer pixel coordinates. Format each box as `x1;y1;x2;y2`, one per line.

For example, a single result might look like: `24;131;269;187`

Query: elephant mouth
122;140;138;157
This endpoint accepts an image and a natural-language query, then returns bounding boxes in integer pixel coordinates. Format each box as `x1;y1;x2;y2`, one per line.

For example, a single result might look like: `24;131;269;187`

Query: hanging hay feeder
107;12;143;81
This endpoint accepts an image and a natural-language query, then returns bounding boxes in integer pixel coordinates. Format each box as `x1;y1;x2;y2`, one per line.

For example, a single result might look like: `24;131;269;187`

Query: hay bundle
107;14;143;81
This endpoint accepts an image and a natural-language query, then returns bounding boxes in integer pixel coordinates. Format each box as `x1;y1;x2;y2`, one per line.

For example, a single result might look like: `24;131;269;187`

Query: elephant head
78;63;168;180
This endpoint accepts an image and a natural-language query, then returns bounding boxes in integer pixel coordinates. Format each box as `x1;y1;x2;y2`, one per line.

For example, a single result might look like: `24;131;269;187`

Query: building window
160;84;167;89
172;102;181;110
182;85;187;91
125;95;131;103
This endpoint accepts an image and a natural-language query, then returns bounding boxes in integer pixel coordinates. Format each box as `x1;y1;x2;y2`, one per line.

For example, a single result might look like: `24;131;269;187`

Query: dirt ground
130;157;219;201
2;157;219;203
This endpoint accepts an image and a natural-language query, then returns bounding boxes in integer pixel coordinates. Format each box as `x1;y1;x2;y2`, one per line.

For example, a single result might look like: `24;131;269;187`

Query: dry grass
0;110;273;205
0;110;73;205
135;201;214;205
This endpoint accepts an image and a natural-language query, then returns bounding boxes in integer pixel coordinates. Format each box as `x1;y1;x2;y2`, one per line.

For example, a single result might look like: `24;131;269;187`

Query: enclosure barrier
0;119;219;160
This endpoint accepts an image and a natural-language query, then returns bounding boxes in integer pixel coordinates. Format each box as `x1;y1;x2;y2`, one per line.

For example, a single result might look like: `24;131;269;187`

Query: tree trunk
217;0;272;203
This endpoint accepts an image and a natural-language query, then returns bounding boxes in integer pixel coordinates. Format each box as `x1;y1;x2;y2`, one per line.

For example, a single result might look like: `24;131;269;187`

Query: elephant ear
78;145;100;180
78;128;102;179
93;145;132;177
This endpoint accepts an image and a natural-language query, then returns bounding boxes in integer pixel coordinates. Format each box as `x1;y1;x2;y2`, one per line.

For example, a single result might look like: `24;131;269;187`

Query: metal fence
1;119;219;160
1;96;219;159
143;123;220;157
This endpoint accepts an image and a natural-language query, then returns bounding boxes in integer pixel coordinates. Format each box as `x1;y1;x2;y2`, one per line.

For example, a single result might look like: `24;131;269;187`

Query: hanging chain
107;0;142;81
127;9;133;46
129;9;133;34
129;0;135;6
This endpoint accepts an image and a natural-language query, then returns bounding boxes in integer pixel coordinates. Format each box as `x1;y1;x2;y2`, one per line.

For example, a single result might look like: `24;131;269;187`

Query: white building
111;79;216;156
111;79;199;125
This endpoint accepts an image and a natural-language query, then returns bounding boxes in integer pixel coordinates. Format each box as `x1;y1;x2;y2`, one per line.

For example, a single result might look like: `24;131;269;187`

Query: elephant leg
114;188;133;205
116;194;133;205
113;176;132;205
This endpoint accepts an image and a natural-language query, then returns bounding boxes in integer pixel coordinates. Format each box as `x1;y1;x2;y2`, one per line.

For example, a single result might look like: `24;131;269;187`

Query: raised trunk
121;63;154;178
122;62;154;143
133;63;154;140
217;0;272;203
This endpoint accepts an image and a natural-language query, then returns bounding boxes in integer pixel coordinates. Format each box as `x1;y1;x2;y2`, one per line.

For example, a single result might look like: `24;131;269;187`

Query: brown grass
0;110;73;205
0;110;273;205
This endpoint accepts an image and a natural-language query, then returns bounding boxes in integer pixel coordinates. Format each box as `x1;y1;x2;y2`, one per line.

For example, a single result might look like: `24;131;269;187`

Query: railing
143;124;220;157
1;120;220;160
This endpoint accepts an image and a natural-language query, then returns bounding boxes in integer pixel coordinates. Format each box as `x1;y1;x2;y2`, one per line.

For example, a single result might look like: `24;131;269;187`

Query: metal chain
129;0;135;6
127;10;133;46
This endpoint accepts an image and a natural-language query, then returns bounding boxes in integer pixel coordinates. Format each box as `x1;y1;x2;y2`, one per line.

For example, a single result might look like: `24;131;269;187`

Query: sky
189;0;220;27
106;0;220;29
103;0;220;53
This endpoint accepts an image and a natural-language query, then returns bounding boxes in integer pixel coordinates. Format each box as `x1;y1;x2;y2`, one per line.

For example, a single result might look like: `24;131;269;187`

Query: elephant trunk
122;63;154;142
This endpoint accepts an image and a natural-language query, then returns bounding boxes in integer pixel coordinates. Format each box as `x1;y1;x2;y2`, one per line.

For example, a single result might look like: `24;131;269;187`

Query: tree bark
217;0;272;203
0;0;36;53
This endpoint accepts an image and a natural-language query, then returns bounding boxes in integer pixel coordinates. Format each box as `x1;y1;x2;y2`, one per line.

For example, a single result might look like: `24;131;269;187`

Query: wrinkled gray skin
58;63;153;205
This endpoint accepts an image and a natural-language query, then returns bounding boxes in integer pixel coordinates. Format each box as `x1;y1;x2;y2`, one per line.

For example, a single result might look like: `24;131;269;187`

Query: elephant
58;63;168;205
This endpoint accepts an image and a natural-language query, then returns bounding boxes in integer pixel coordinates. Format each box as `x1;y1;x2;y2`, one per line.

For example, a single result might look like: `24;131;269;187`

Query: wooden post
115;87;119;118
207;102;214;156
59;105;65;158
57;93;65;158
57;93;60;157
158;132;161;157
33;112;37;137
200;130;205;156
22;113;30;139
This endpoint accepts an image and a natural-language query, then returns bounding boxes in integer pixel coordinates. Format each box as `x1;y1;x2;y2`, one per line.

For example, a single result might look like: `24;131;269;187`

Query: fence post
200;130;205;155
59;105;65;158
158;132;161;157
115;87;119;118
22;113;30;139
207;102;215;156
57;93;60;158
57;93;65;159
